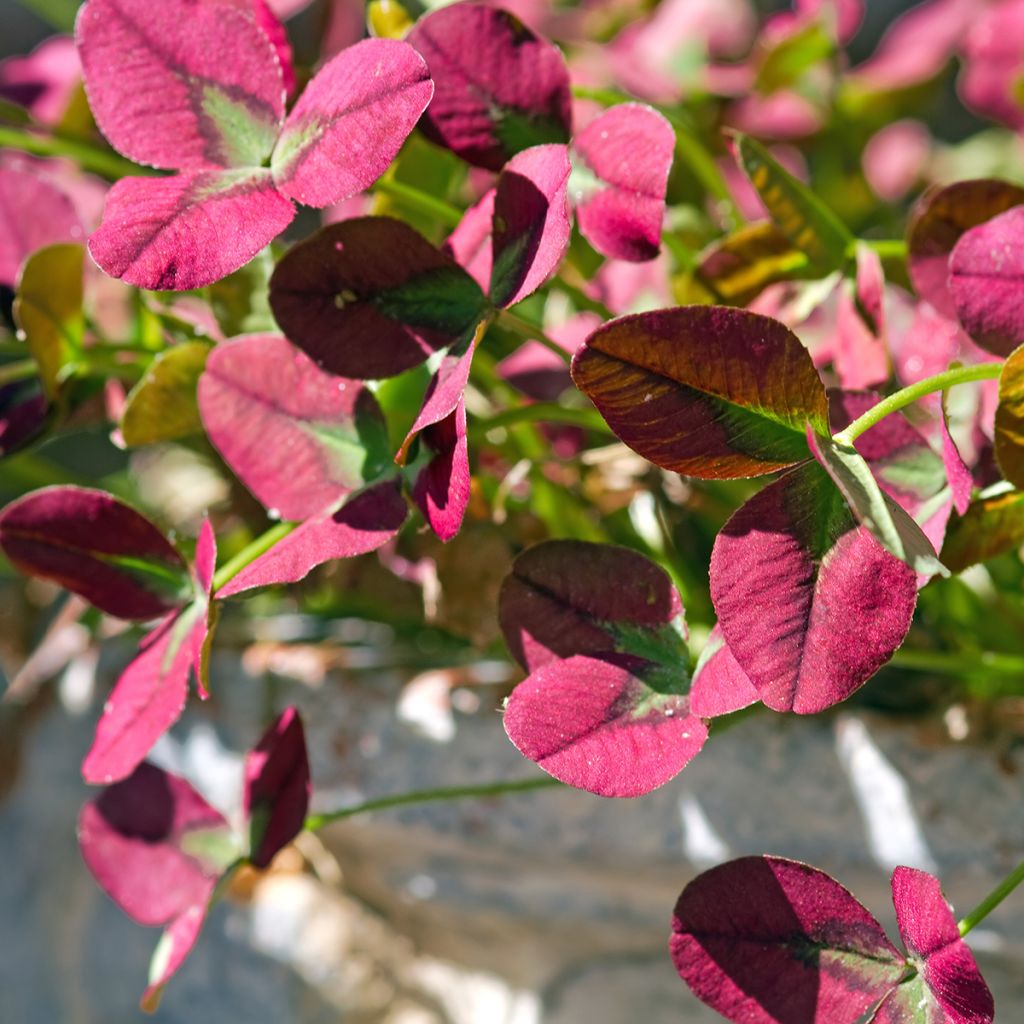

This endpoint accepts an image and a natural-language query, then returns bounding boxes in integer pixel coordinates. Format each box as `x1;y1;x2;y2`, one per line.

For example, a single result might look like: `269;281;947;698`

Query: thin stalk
211;521;297;593
372;177;463;228
495;309;572;365
959;858;1024;936
304;776;563;831
471;401;614;436
890;648;1024;676
0;359;40;386
861;239;907;262
834;363;1004;444
0;125;145;180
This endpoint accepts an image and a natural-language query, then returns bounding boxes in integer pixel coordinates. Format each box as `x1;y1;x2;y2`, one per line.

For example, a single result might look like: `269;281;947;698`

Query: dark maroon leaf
710;461;917;713
412;398;470;543
0;485;190;620
671;856;906;1024
198;334;390;521
948;205;1024;357
907;179;1024;320
216;479;409;596
489;143;571;308
571;103;674;262
269;217;489;379
407;2;572;171
688;625;759;719
0;382;49;457
243;706;310;868
503;654;707;797
499;539;687;673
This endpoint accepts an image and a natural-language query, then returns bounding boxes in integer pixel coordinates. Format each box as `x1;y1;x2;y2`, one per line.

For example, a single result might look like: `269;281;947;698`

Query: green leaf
13;243;84;399
14;0;81;32
942;484;1024;571
207;247;276;337
994;343;1024;488
120;342;210;447
731;133;853;274
755;19;834;93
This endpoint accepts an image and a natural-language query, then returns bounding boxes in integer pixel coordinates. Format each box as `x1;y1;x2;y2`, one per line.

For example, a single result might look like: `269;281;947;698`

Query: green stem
211;521;297;593
471;401;614;436
372;177;463;228
834;363;1004;444
959;858;1024;936
890;648;1024;676
495;309;572;365
0;359;39;386
861;239;907;262
304;776;563;831
0;125;145;180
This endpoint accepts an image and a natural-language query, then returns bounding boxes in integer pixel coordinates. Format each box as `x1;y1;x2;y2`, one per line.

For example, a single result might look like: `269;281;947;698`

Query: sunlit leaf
120;341;209;447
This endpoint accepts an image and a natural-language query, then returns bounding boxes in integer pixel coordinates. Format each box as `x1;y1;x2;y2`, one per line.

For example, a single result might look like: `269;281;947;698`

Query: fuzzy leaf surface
688;624;759;718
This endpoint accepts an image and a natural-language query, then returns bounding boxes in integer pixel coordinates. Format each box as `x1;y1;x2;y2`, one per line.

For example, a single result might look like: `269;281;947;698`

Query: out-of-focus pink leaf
76;0;285;171
863;120;930;203
199;334;390;521
443;188;495;291
0;166;83;287
571;103;673;262
710;461;917;713
671;856;906;1024
89;170;295;291
688;625;759;718
243;706;310;868
216;479;408;596
834;244;889;389
271;38;432;207
0;485;190;620
887;867;995;1024
0;35;81;126
407;2;572;171
907;179;1024;321
269;217;489;379
504;654;707;797
489;144;571;308
959;0;1024;131
949;205;1024;357
412;398;470;543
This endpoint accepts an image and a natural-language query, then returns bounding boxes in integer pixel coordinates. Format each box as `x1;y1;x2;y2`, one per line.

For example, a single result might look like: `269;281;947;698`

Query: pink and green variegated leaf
412;398;470;543
499;539;688;673
572;306;829;479
443;188;495;291
710;461;917;714
89;170;295;290
809;429;949;578
0;485;190;620
216;479;408;596
140;898;213;1012
406;2;572;172
571;103;674;263
78;761;235;926
489;144;571;309
688;625;759;719
268;217;489;379
243;706;310;868
271;38;432;207
81;600;212;783
76;0;285;171
250;0;295;95
886;867;994;1024
503;654;707;797
0;166;83;287
907;179;1024;321
671;856;907;1024
948;205;1024;358
198;334;390;521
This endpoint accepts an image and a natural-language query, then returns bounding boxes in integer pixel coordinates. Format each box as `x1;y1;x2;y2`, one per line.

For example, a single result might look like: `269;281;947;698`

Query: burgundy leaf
688;625;759;719
571;103;674;262
271;38;432;207
671;856;906;1024
948;205;1024;358
268;217;489;379
499;539;687;673
504;654;707;797
907;179;1024;321
0;485;189;620
216;479;408;596
81;602;211;783
88;170;294;291
0;383;49;457
243;706;310;868
443;188;495;290
889;867;995;1024
490;144;571;308
0;166;83;287
412;398;470;543
710;461;917;713
76;0;285;171
407;2;572;171
198;334;390;521
78;762;231;925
